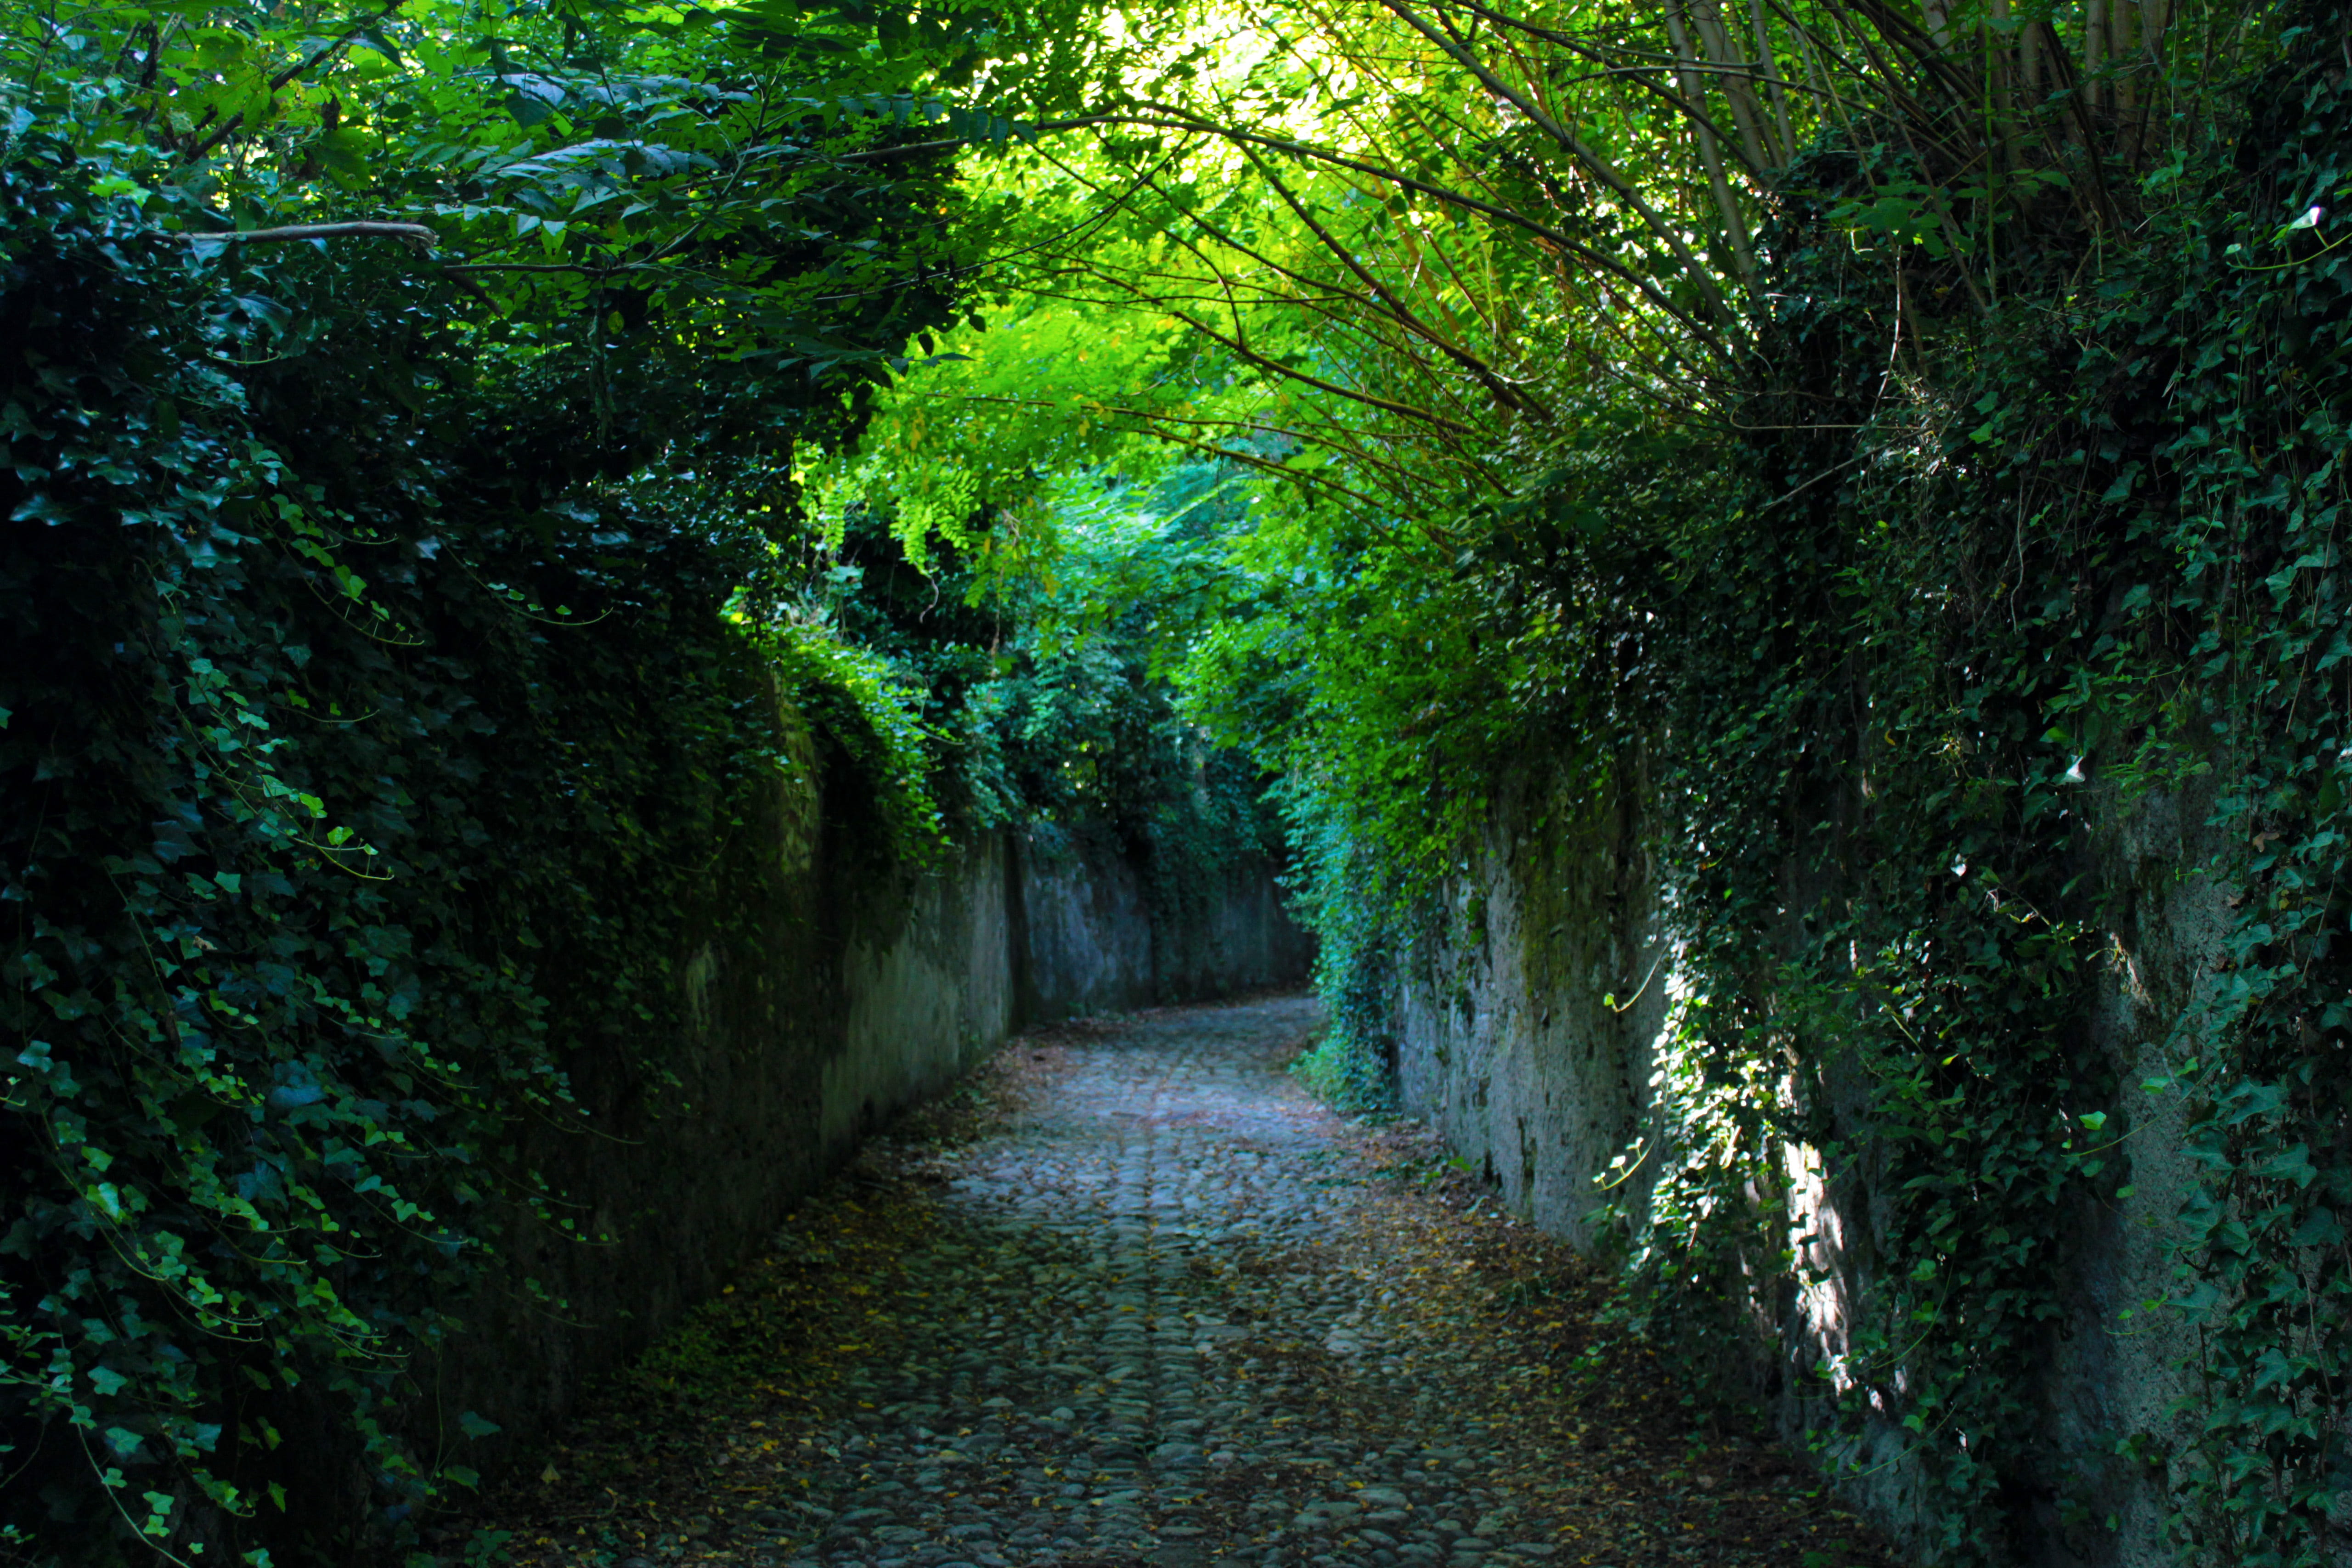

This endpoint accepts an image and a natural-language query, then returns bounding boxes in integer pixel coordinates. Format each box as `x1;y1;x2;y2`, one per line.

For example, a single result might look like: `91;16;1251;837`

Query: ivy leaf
2254;1142;2320;1188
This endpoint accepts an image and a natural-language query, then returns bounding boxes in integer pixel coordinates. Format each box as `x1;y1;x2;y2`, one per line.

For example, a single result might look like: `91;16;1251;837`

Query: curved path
468;996;1892;1568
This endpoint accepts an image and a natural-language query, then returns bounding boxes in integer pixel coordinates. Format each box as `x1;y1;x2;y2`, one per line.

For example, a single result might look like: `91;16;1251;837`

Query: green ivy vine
1560;22;2352;1565
1195;12;2352;1565
0;111;962;1562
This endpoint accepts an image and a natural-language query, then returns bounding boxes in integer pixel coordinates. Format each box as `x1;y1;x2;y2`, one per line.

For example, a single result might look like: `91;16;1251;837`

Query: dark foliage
0;124;955;1564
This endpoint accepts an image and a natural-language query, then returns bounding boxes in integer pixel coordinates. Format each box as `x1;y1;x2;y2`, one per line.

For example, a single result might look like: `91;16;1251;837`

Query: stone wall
1012;821;1319;1023
1393;760;2223;1567
1394;767;1665;1255
1012;823;1155;1019
424;699;1312;1477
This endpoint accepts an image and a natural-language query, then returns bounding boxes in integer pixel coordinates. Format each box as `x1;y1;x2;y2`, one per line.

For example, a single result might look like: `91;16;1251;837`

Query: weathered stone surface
686;996;1558;1568
1013;820;1316;1021
451;995;1901;1568
420;691;1310;1476
1395;761;2228;1566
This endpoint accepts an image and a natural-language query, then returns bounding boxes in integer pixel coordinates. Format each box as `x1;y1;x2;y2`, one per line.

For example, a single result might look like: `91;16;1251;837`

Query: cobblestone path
466;996;1894;1568
774;997;1500;1568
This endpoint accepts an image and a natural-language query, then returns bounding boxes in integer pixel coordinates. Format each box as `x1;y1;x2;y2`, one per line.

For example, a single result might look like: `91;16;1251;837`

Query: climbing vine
1142;11;2352;1566
0;30;978;1564
17;0;2352;1561
1451;23;2352;1565
0;102;1288;1568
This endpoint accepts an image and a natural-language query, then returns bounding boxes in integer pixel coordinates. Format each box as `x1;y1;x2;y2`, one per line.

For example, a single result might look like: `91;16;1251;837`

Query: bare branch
169;220;436;250
1375;0;1746;332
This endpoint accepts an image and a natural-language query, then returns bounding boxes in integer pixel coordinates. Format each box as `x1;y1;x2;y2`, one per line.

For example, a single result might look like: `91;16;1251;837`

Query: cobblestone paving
766;997;1537;1568
463;996;1895;1568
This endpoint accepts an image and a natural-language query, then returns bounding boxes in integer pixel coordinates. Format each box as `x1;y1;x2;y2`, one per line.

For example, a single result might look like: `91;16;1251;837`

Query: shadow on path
453;995;1899;1568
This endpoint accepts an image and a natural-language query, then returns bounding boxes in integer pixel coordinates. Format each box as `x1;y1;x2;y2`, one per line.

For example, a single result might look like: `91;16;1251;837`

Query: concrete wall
1013;823;1155;1019
830;835;1019;1155
1393;760;2224;1568
1012;822;1319;1022
420;696;1312;1477
1158;846;1319;1005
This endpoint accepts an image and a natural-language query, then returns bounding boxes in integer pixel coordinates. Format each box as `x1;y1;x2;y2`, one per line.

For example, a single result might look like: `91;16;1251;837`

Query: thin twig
167;220;434;250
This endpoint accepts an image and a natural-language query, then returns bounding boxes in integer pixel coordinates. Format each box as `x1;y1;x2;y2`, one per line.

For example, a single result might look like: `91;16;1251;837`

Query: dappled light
5;0;2352;1565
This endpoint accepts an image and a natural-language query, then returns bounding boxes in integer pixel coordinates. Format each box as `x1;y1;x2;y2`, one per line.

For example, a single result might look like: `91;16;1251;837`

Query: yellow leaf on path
540;1463;560;1483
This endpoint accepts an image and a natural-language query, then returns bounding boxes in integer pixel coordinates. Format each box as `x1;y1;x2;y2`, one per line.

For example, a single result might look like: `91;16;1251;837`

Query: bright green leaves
807;300;1227;582
733;604;949;858
1829;177;1966;259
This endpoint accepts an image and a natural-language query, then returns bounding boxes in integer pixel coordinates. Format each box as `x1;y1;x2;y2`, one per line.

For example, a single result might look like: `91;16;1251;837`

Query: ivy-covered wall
0;142;1308;1562
1397;762;2238;1565
430;809;1016;1506
425;763;1309;1493
1338;23;2352;1566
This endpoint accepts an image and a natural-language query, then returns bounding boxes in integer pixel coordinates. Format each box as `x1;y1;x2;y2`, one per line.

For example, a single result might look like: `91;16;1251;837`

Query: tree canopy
11;0;2352;1563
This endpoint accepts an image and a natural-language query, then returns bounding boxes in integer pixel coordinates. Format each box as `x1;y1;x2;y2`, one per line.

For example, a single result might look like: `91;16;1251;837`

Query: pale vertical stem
1666;0;1757;287
1986;0;2026;231
2113;0;2137;117
1746;0;1796;162
1695;0;1775;169
2084;0;2105;117
1796;20;1833;119
2128;0;2169;165
1988;0;2014;120
1814;0;1991;313
2022;10;2042;105
2138;0;2169;124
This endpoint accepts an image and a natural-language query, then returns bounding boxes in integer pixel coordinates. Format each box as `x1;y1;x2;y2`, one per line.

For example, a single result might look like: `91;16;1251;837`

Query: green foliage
1129;11;2352;1568
0;192;779;1562
17;0;2349;1563
1341;22;2352;1564
0;0;1012;1551
963;456;1287;956
2116;40;2352;1560
736;603;948;861
1274;784;1399;1116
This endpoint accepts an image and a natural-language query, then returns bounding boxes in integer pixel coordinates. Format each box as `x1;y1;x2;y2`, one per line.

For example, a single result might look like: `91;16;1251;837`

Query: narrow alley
459;998;1893;1568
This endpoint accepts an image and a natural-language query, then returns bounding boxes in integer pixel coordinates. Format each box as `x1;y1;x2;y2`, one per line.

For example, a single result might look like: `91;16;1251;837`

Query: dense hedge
0;133;949;1563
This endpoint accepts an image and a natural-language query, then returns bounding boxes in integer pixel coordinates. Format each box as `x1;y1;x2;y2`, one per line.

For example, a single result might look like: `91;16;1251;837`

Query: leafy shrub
0;113;952;1563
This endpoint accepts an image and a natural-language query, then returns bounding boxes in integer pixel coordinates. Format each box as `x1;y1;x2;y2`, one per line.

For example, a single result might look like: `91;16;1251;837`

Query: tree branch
1376;0;1746;330
168;220;436;250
